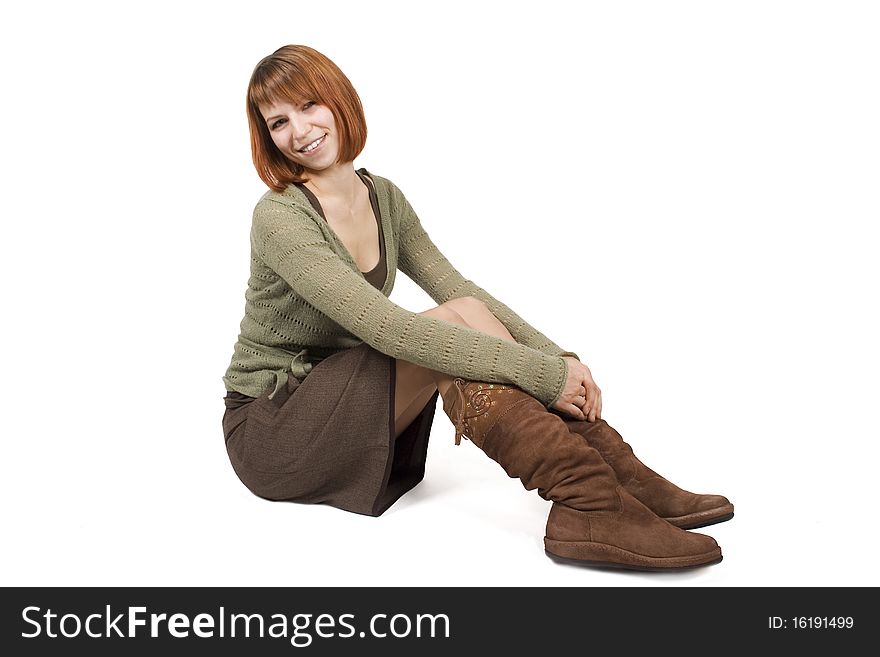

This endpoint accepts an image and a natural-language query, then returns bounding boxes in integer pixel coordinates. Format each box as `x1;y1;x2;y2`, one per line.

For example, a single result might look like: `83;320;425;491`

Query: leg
394;298;520;438
397;299;722;569
444;296;515;342
435;372;722;570
446;297;734;530
393;305;465;439
394;359;445;439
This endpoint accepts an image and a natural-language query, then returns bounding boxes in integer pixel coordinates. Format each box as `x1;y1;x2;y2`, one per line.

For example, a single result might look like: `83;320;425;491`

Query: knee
444;296;487;318
418;304;468;326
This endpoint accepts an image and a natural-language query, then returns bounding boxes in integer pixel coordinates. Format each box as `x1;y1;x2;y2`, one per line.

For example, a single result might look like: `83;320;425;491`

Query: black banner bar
1;587;868;654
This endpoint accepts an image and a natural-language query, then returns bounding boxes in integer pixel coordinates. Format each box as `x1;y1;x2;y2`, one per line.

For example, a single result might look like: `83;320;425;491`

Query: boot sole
543;539;722;571
664;504;734;530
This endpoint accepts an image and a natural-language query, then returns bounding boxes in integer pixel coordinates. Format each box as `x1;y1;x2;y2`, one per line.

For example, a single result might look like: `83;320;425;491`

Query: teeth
301;135;325;152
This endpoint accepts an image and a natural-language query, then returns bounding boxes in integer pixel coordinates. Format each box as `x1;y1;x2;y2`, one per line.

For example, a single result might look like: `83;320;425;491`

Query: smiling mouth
299;134;326;153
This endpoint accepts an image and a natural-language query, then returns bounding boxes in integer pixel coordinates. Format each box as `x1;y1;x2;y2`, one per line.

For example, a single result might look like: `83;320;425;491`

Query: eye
269;102;315;130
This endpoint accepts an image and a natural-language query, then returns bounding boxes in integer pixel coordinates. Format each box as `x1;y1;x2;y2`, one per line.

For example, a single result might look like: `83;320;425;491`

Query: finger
565;403;586;420
586;388;599;422
583;387;595;412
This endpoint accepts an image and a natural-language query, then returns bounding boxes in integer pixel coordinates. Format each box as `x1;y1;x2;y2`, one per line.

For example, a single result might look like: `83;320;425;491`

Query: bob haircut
246;45;368;192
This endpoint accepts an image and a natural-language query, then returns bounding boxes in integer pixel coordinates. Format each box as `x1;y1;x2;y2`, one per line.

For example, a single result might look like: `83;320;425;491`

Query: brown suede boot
441;378;722;570
560;417;734;530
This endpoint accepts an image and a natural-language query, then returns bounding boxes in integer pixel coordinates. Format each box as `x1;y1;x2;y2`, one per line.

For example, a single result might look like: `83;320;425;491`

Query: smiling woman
220;45;731;571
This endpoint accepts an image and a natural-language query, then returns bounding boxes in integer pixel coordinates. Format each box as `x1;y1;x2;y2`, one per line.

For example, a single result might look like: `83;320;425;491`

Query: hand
551;357;603;422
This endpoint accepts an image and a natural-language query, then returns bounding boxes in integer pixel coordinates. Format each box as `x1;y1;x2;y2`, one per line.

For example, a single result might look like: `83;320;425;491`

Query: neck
302;163;362;207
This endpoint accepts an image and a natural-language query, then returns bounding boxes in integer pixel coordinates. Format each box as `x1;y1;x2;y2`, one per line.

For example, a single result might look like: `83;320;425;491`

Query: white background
2;0;878;587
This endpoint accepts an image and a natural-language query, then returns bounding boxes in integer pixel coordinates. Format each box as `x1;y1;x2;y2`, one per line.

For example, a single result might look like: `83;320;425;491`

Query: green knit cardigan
222;168;578;407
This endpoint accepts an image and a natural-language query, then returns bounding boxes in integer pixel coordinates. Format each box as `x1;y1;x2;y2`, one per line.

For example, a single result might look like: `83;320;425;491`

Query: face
259;98;339;171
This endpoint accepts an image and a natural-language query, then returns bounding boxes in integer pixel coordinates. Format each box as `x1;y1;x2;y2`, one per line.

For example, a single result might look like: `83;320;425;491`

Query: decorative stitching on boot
451;380;520;446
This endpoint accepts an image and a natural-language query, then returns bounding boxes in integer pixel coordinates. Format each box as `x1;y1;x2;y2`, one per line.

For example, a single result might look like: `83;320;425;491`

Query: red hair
246;45;368;192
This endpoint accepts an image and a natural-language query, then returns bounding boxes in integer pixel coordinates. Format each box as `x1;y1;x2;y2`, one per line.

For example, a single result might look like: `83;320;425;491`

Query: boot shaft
440;378;621;512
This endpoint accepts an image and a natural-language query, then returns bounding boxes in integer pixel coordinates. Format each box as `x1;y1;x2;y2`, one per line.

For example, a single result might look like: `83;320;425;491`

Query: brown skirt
221;342;439;517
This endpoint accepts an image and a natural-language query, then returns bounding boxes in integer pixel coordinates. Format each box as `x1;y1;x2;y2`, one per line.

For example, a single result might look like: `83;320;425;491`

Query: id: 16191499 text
768;617;854;629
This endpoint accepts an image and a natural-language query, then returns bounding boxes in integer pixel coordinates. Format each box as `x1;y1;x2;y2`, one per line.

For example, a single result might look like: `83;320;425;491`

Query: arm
252;198;570;408
391;182;581;362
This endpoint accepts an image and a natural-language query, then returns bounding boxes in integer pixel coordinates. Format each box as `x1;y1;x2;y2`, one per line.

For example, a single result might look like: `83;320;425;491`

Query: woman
221;45;733;570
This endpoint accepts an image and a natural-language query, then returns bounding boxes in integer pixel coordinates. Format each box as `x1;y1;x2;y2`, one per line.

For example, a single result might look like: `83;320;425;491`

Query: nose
288;114;311;147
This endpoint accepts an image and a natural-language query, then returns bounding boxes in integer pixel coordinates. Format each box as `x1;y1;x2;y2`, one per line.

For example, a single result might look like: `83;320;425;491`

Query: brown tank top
224;169;386;406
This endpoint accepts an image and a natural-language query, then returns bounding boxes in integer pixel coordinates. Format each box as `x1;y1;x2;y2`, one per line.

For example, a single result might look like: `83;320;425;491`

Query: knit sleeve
252;198;570;408
391;182;581;362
